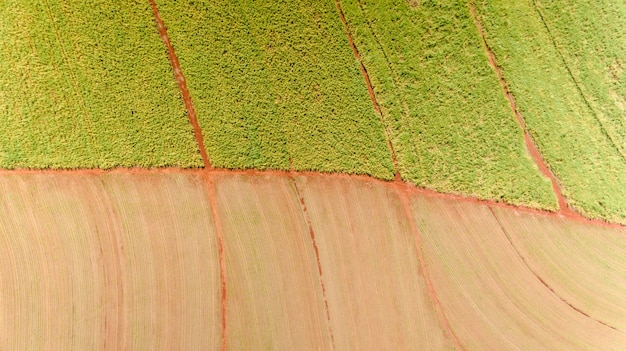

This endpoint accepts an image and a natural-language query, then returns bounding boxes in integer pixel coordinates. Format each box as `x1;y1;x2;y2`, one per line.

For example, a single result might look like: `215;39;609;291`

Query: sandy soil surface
297;176;454;350
213;174;331;350
411;195;626;350
0;173;221;350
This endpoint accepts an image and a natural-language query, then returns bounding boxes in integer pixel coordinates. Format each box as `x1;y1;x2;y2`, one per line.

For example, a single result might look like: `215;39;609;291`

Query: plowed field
0;172;624;350
411;195;626;350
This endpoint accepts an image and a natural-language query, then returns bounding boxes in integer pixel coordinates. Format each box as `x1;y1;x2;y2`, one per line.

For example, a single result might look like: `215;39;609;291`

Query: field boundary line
489;207;619;331
1;166;624;229
290;177;336;350
149;0;211;169
531;0;626;162
201;173;228;350
469;3;576;217
334;0;401;180
397;187;465;350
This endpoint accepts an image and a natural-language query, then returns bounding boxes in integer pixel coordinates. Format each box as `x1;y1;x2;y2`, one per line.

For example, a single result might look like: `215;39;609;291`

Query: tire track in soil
149;0;211;169
334;0;401;181
489;207;619;331
200;173;228;351
290;177;337;351
397;187;466;351
469;3;576;218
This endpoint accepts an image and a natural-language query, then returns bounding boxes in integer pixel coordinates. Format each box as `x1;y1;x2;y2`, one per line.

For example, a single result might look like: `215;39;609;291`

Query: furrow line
531;0;626;162
290;178;336;351
201;174;228;351
334;0;401;180
489;207;619;331
469;3;573;216
149;0;211;169
397;189;465;350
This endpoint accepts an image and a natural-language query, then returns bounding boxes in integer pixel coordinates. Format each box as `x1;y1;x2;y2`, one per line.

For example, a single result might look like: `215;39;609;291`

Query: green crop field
155;0;394;179
475;0;626;223
338;0;556;209
0;0;202;169
535;0;626;158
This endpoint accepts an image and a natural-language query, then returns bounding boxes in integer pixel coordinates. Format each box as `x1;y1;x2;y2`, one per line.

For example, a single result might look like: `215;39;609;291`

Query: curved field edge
0;0;202;169
0;172;624;350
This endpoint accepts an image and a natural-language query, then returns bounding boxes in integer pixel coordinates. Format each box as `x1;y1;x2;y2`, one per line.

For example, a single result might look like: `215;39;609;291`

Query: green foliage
0;0;202;169
155;0;395;179
339;0;556;209
475;0;626;223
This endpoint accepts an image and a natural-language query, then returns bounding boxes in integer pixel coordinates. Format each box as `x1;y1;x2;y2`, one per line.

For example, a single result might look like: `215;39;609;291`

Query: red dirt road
149;0;211;169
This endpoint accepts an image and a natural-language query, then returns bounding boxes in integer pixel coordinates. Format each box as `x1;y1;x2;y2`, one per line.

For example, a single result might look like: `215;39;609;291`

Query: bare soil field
297;176;453;350
411;195;626;350
213;174;331;350
0;173;221;350
493;208;626;332
0;171;624;350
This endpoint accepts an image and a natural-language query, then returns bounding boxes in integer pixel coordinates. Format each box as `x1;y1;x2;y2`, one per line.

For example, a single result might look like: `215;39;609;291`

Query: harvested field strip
492;207;626;332
213;174;331;350
338;0;556;209
0;0;201;168
154;0;394;178
297;176;454;350
0;174;221;350
411;195;626;350
474;0;626;224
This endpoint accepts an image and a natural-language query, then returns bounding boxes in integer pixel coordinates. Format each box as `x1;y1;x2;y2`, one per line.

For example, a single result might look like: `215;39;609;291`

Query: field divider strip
334;0;401;180
469;3;574;216
396;187;465;350
290;177;336;350
149;0;211;169
200;173;228;350
488;207;619;331
531;0;626;162
1;167;624;229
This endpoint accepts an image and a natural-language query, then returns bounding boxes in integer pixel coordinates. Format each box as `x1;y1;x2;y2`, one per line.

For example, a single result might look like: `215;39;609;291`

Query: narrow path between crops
469;3;576;218
149;0;211;169
489;207;619;331
291;178;337;351
334;0;401;181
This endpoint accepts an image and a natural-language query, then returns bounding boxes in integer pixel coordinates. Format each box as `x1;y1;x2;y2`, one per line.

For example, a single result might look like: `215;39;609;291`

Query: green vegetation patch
339;0;556;209
155;0;394;179
0;0;202;169
475;0;626;223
